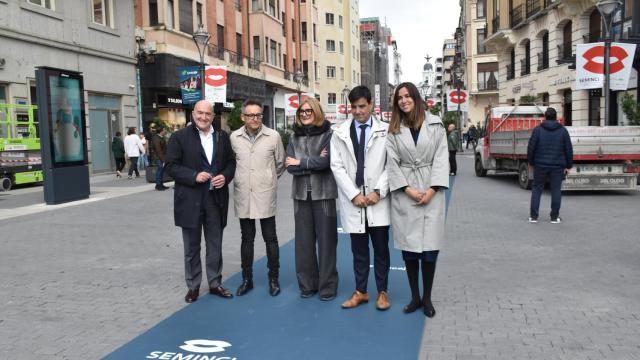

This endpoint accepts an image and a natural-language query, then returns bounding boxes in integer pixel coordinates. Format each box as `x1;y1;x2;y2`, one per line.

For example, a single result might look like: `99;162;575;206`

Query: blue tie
356;124;367;187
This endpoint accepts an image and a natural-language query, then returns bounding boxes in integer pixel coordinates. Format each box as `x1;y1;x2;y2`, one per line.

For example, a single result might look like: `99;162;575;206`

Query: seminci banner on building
576;42;637;91
178;66;202;105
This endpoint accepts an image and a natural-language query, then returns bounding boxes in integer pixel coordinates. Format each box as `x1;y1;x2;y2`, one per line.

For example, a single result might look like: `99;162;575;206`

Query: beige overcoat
230;126;285;219
386;113;450;252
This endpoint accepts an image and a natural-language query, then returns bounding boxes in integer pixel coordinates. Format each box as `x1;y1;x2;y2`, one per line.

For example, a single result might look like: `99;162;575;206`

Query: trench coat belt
399;162;432;171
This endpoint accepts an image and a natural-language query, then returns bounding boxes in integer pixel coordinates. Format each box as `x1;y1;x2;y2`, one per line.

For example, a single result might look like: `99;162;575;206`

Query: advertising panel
576;42;637;90
178;66;201;105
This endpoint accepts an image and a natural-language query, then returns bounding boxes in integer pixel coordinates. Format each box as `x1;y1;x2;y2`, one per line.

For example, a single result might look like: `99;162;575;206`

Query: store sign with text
575;42;636;90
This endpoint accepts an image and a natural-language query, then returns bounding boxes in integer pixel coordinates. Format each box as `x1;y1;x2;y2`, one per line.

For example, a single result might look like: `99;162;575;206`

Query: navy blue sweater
527;120;573;169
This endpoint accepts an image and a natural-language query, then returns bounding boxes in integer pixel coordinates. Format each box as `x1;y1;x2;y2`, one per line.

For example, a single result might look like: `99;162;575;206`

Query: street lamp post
454;66;464;149
135;36;146;133
192;24;211;101
596;0;622;126
293;70;305;129
342;85;351;121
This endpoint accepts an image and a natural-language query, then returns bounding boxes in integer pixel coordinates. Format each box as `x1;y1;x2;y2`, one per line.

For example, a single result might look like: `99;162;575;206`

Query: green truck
0;104;43;191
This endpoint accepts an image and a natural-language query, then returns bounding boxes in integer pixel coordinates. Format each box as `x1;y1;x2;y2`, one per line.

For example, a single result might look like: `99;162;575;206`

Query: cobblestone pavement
0;172;294;359
1;155;639;359
420;153;640;360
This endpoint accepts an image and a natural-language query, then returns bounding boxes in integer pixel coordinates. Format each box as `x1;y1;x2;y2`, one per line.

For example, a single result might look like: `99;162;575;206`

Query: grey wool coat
386;112;450;253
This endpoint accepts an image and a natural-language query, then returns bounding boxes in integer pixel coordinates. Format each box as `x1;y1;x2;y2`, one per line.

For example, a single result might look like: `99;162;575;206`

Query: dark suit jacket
165;124;236;229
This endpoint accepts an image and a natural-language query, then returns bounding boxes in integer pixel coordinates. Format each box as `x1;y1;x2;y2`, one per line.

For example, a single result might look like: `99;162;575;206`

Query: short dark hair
348;85;371;104
242;99;263;112
545;107;557;120
127;127;136;135
115;131;122;137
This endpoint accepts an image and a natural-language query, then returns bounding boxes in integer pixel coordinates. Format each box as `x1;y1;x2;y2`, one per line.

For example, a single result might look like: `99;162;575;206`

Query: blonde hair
295;97;325;127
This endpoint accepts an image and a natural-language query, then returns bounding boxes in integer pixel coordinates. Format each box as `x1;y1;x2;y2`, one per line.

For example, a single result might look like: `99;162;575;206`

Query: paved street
1;155;639;359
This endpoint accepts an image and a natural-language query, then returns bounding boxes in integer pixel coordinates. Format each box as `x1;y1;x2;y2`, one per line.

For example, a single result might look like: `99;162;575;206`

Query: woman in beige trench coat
386;82;449;317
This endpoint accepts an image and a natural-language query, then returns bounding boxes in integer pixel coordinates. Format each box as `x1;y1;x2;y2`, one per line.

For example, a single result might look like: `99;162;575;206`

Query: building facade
485;0;639;126
0;0;138;174
461;0;499;127
440;38;457;113
135;0;313;131
360;17;390;113
316;0;360;122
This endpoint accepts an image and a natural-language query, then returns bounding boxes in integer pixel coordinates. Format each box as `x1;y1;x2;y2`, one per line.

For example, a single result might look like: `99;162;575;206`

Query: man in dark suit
165;100;236;303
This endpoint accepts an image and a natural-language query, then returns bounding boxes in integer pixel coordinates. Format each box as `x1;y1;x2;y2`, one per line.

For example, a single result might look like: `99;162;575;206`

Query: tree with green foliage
227;100;244;131
621;92;640;126
518;95;539;105
429;103;442;116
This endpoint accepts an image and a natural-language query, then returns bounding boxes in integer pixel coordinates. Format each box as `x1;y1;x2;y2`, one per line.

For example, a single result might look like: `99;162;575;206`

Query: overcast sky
359;0;461;84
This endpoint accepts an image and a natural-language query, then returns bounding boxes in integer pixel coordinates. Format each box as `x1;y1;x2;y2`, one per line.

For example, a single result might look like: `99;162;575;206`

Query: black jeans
448;150;457;174
127;156;140;177
239;216;279;279
350;225;390;293
115;157;125;172
530;166;564;220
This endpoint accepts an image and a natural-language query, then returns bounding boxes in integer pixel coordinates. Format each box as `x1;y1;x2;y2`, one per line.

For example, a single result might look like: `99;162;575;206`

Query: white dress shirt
199;125;215;165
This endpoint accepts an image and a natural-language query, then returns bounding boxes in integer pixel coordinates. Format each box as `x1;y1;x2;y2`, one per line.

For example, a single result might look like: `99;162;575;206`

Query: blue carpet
105;177;454;360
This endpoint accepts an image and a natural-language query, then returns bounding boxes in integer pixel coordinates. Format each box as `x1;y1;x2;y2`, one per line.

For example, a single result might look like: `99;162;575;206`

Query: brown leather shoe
341;290;369;309
184;288;199;303
376;291;391;311
209;286;233;298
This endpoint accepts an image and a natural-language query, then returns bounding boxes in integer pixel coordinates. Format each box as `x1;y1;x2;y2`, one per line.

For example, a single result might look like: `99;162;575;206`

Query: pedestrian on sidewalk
527;107;573;224
447;123;460;175
123;127;144;179
112;131;125;178
150;125;168;191
467;124;479;149
286;97;339;301
386;82;449;318
165;100;236;303
230;99;286;297
330;85;392;311
138;132;150;171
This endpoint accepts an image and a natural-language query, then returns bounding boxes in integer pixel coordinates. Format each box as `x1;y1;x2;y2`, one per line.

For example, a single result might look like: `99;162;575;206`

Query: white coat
124;134;144;157
386;112;449;252
330;116;390;233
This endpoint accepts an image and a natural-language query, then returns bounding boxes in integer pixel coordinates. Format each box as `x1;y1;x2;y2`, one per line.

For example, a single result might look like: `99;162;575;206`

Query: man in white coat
330;86;392;311
230;99;286;297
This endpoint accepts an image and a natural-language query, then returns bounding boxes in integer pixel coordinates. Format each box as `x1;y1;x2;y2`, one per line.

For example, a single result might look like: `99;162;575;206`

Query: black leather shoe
423;303;436;318
236;279;253;296
403;300;421;314
155;185;167;191
185;288;199;303
269;278;280;296
300;290;317;298
320;293;336;301
209;286;233;298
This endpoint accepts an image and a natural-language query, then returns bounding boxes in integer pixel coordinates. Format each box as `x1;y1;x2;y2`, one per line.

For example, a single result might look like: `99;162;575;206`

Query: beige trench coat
230;126;285;219
386;113;450;252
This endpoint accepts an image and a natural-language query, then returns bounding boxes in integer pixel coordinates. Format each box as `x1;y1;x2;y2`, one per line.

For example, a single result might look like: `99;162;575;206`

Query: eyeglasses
243;113;264;119
297;109;314;116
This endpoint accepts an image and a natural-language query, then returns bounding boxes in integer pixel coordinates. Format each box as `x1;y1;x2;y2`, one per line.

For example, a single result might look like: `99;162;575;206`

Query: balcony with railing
510;5;524;28
520;58;530;76
478;80;498;91
526;0;542;17
506;64;515;80
206;44;261;71
537;51;549;71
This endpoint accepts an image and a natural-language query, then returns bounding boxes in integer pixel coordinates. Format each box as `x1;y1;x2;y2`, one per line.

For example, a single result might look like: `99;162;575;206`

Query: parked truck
0;104;43;191
474;106;640;191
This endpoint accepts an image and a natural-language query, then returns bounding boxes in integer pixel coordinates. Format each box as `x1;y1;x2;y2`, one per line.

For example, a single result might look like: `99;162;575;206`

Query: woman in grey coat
285;97;339;301
386;82;449;317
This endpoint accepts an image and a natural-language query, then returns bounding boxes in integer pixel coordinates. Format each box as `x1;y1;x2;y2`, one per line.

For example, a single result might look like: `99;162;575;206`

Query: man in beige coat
230;99;286;297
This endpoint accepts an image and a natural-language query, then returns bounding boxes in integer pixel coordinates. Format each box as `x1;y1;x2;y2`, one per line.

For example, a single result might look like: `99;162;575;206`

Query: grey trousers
181;192;224;290
294;196;338;297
